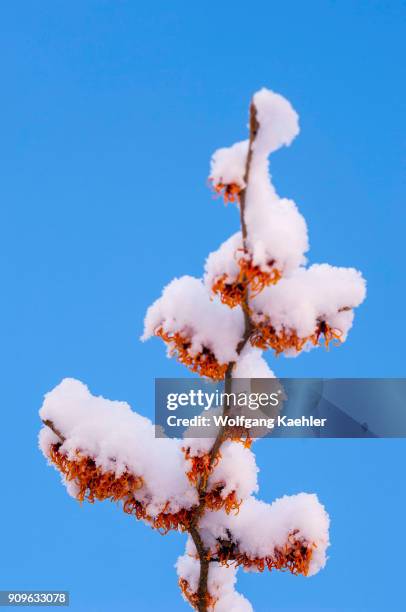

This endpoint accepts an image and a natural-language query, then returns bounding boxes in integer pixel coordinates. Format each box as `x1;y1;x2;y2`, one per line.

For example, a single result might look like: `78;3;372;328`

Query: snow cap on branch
233;347;275;378
39;378;197;516
245;90;307;275
201;493;330;577
209;89;298;192
209;88;308;277
207;441;259;502
142;276;244;375
210;141;248;192
251;263;366;353
177;550;253;612
204;232;243;294
252;88;299;155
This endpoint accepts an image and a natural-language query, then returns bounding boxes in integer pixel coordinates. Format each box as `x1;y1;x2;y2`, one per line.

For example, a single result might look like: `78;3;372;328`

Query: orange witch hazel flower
212;254;282;308
39;88;367;612
218;539;315;576
205;234;283;309
48;443;144;504
183;447;220;485
182;447;247;516
238;255;282;295
47;440;194;534
142;275;242;381
179;578;217;611
155;327;229;380
205;487;242;515
210;178;242;204
48;430;192;534
250;319;342;356
193;494;329;582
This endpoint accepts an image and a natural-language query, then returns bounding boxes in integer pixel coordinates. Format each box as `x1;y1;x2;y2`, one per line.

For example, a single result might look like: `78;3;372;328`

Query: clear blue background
0;1;405;611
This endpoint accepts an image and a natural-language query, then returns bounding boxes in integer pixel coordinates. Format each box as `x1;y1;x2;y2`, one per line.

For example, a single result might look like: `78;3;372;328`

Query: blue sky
0;1;405;610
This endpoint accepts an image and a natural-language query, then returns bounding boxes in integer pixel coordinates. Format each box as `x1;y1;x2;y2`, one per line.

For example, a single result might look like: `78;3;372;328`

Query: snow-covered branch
39;87;367;612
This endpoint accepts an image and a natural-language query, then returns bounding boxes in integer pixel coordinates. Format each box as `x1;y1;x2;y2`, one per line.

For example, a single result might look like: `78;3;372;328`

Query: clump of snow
245;195;309;274
142;275;244;364
251;263;366;342
210;141;248;190
176;548;253;612
233;347;275;378
215;591;253;612
39;378;198;516
252;88;299;155
209;88;308;276
207;441;259;501
176;551;200;593
246;92;308;273
179;437;258;502
204;232;243;290
184;435;217;457
201;493;330;576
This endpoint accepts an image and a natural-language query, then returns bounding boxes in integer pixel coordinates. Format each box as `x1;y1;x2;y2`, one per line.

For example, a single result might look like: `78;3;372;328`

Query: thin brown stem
42;419;65;442
239;102;259;244
190;100;259;612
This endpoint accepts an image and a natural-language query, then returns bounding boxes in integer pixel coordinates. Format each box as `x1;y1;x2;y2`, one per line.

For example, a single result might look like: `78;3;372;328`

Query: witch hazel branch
39;89;366;612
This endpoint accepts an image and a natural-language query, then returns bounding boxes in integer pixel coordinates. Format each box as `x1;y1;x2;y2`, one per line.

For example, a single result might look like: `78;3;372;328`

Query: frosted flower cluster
40;378;258;519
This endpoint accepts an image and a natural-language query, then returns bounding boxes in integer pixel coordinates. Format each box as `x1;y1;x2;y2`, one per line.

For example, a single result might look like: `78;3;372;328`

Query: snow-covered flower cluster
250;264;365;355
200;493;329;577
39;378;259;529
143;88;365;377
39;88;366;611
39;377;330;608
142;276;244;379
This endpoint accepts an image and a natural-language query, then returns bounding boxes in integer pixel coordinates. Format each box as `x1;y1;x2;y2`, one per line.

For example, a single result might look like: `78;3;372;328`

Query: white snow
207;441;259;502
176;548;253;611
209;88;308;276
251;263;366;343
39;378;198;516
210;141;248;190
233;347;275;378
201;493;330;576
245;91;308;273
142;275;244;365
204;232;243;291
252;88;299;155
245;194;309;274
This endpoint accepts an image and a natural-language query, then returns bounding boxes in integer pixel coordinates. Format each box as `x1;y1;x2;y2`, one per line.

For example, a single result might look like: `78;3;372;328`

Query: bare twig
42;419;65;442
